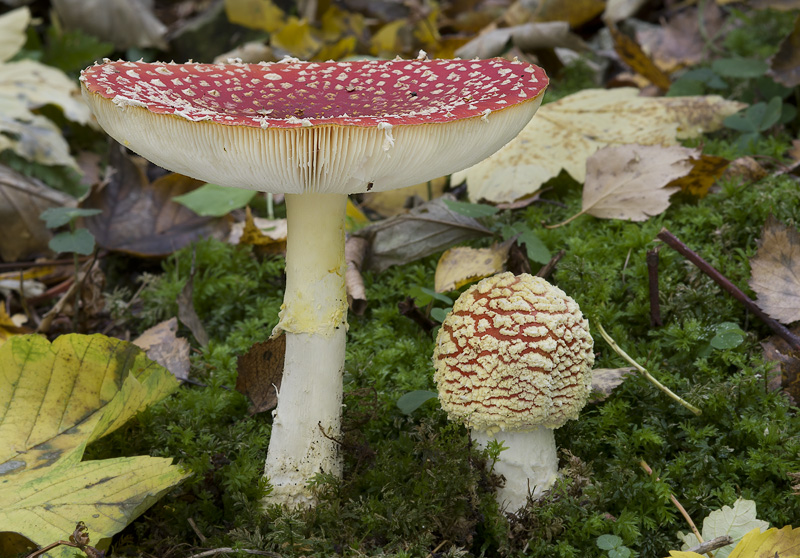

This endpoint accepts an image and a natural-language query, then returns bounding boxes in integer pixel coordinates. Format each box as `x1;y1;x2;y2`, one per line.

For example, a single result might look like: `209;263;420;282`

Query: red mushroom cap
79;57;548;194
433;273;594;433
80;58;547;128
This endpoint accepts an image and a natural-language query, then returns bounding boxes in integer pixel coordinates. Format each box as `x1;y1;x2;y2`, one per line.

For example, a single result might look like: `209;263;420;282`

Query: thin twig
536;249;565;280
687;535;734;555
185;548;279;558
640;460;707;555
187;518;207;543
647;247;662;327
656;228;800;351
595;322;702;415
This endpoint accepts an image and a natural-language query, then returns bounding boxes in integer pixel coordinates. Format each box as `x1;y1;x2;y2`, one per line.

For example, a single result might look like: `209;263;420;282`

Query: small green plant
596;534;632;558
39;206;101;257
484;438;509;475
408;284;453;323
709;321;746;350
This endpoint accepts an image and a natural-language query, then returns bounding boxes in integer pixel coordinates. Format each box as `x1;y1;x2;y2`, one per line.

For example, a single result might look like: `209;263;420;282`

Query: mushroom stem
263;193;348;507
472;427;558;512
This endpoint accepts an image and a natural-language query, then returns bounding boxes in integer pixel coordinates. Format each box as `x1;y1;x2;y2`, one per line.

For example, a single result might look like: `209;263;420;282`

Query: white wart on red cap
433;272;594;433
80;57;547;194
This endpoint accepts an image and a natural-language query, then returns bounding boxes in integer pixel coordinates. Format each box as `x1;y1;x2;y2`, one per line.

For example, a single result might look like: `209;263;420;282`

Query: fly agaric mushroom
433;272;593;511
80;55;548;507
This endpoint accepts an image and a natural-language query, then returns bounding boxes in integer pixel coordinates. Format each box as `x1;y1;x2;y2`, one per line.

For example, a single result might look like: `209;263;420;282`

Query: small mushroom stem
472;427;558;512
263;193;348;507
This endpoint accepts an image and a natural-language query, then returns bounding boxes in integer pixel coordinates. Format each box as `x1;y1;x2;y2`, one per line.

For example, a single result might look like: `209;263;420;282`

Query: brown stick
647;247;662;327
687;536;734;555
536;249;565;280
656;228;800;352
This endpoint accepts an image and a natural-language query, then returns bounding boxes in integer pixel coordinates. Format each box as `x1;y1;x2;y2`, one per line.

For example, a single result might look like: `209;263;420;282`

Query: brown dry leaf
590;367;634;401
224;0;285;33
133;318;191;382
0;165;75;263
361;178;447;217
609;24;671;90
52;0;168;50
177;249;209;347
768;14;800;88
82;147;230;257
760;325;800;401
749;215;800;325
552;144;695;227
671;154;730;198
434;240;512;293
231;207;287;255
236;334;286;414
455;21;587;59
346;236;368;316
455;88;744;204
522;0;606;27
722;156;768;184
637;2;725;73
355;196;492;273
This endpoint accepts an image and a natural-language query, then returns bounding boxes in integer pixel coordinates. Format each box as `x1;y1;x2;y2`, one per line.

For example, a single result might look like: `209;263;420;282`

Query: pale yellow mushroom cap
433;272;594;433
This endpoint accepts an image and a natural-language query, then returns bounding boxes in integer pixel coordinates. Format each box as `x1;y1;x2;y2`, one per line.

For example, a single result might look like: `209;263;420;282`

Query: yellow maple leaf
434;241;512;292
729;526;800;558
271;17;322;59
224;0;285;33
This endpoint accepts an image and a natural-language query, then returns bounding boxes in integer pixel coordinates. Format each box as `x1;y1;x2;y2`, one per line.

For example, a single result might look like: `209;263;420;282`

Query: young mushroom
433;272;593;512
80;56;548;507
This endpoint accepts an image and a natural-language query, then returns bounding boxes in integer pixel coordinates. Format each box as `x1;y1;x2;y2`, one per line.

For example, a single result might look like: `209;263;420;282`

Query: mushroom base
472;427;558;513
263;330;346;507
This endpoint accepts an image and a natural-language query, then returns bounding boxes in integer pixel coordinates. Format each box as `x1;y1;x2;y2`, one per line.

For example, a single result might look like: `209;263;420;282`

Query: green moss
90;89;800;558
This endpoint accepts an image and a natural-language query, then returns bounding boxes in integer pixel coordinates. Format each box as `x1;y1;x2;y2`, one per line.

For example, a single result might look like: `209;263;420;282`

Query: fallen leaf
456;88;744;204
728;526;800;558
0;164;75;263
355;196;492;273
609;24;672;90
236;334;286;414
637;2;725;73
231;208;288;255
177;249;209;347
434;240;512;292
522;0;606;27
749;215;800;325
671;153;729;198
721;156;768;183
371;19;412;57
677;499;769;558
768;14;800;87
0;7;29;63
455;21;587;60
82;147;231;257
0;334;188;557
0;301;32;348
346;198;371;231
551;144;695;227
224;0;285;33
590;367;634;401
603;0;649;23
361;177;448;217
346;235;369;315
133;317;191;382
760;325;800;401
271;17;322;59
52;0;168;50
